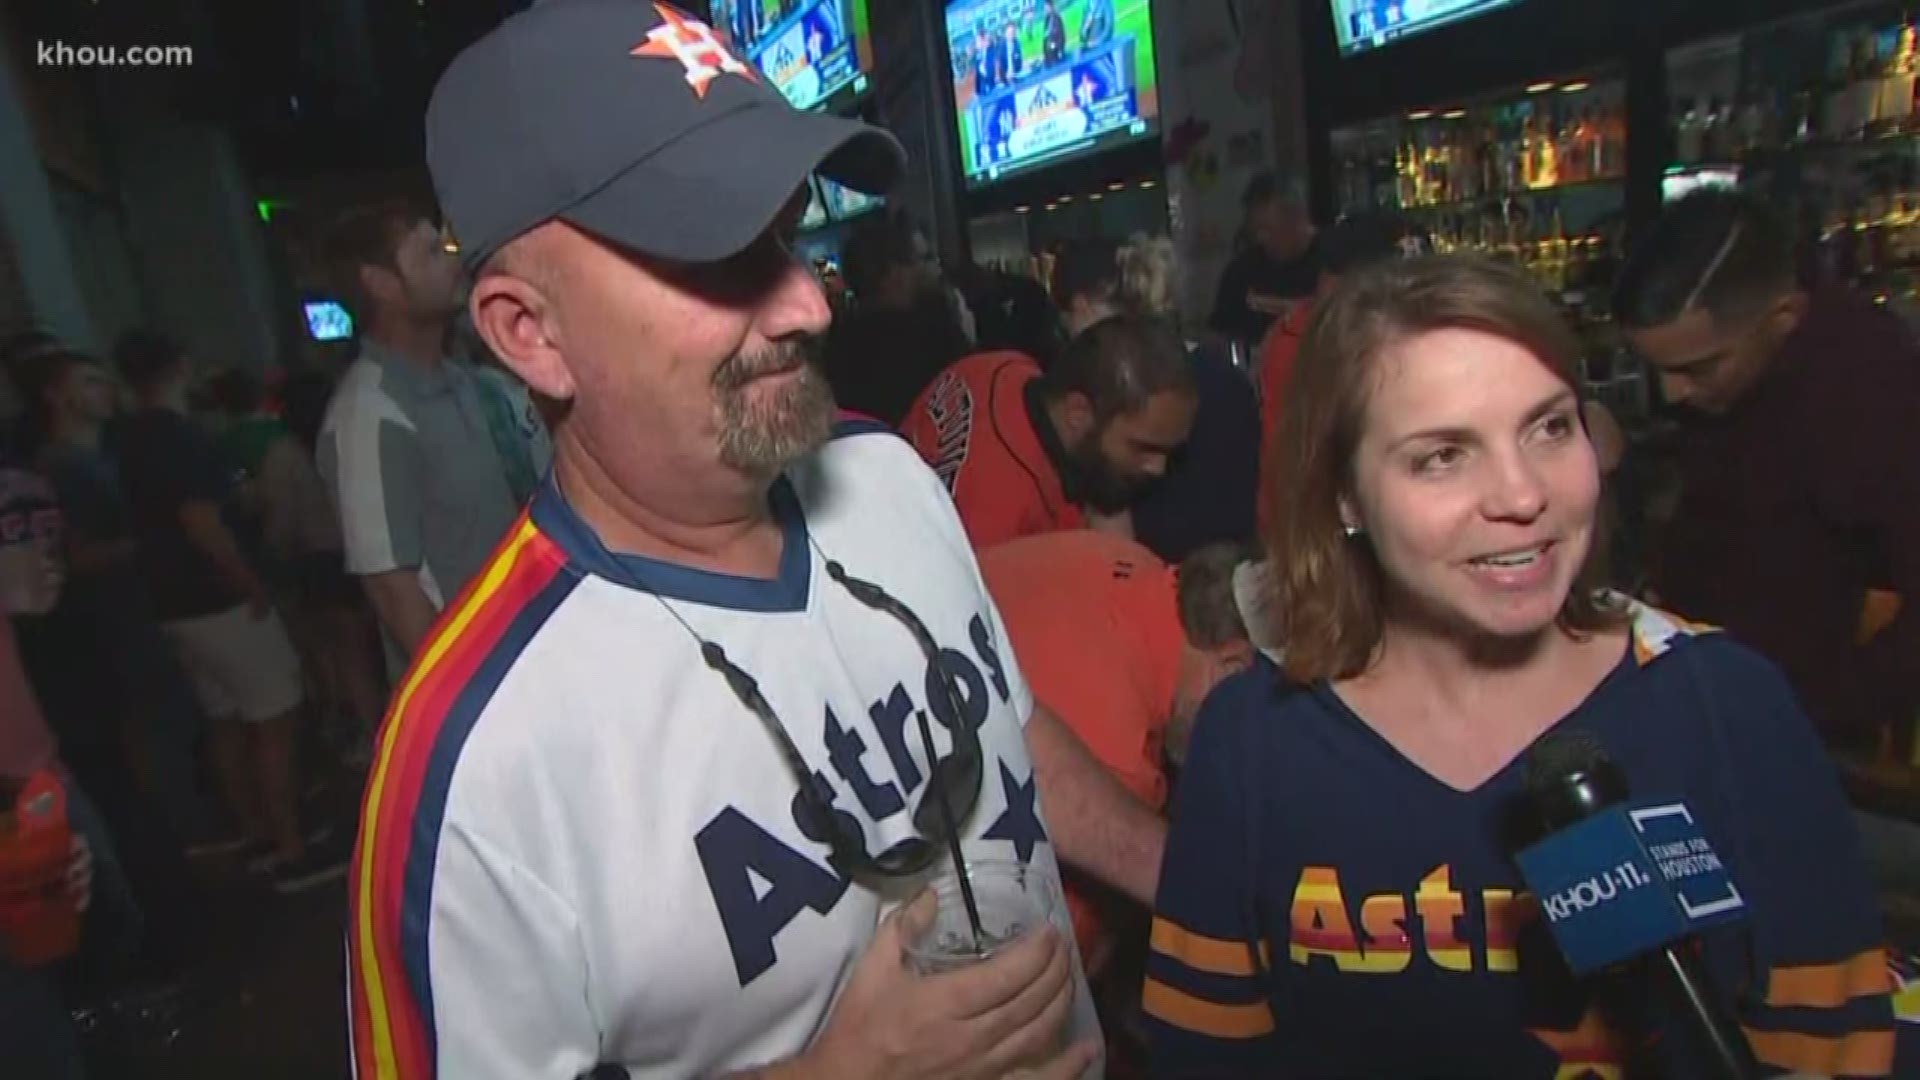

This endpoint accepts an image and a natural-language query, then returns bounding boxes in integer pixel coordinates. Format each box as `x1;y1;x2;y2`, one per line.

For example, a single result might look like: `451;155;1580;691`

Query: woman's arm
1696;640;1898;1079
1142;674;1279;1077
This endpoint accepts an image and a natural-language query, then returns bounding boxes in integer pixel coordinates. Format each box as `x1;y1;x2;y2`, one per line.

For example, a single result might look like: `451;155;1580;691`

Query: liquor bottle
1520;115;1539;189
1675;98;1703;164
1535;107;1561;189
1879;19;1917;132
1559;107;1587;183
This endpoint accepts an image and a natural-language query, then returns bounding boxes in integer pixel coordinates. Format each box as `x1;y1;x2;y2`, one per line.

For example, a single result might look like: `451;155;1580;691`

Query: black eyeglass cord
630;540;987;943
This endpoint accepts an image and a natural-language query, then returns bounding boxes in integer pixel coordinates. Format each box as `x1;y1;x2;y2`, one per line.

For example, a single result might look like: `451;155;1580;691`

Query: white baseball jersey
347;419;1102;1079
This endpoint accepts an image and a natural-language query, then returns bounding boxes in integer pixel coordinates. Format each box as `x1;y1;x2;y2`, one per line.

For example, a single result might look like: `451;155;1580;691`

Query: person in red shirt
978;531;1256;968
1256;212;1432;536
901;315;1197;548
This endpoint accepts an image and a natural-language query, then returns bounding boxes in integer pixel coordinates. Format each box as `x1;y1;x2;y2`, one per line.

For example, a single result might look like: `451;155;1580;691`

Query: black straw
914;708;984;950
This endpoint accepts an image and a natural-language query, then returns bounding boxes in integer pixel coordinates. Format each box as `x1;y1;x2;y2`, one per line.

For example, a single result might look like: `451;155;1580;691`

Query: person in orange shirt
901;314;1198;548
978;531;1257;969
1256;212;1432;536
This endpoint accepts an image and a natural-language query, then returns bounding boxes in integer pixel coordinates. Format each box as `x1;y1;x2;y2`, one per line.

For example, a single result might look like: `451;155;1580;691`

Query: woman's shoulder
1615;597;1790;690
1185;661;1330;757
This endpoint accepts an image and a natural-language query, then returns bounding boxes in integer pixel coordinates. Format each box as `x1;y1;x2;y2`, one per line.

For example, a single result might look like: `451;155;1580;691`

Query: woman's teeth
1472;546;1544;568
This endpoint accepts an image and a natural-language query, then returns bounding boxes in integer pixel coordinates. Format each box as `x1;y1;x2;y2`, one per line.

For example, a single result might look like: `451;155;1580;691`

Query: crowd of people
3;0;1918;1077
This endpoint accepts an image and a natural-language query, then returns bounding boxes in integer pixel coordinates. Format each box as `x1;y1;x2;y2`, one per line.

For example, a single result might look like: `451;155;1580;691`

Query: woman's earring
1342;523;1364;539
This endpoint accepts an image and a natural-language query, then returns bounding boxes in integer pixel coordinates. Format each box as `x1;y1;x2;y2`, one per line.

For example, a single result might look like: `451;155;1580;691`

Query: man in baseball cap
349;2;1129;1077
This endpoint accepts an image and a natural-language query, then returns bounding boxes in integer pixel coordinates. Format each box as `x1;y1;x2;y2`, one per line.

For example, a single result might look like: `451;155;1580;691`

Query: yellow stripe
1149;917;1269;978
1765;947;1892;1010
1142;978;1274;1040
353;521;540;1078
1743;1026;1895;1077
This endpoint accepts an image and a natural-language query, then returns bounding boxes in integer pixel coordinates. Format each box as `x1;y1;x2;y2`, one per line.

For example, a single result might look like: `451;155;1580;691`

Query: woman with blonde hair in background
1051;233;1261;560
1144;254;1897;1078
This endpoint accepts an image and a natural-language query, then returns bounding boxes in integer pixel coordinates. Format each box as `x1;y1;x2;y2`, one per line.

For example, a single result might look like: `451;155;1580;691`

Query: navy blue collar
529;473;812;613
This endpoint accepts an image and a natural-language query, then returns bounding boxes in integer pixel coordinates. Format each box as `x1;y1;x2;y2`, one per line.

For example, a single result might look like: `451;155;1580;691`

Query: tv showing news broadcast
819;176;882;221
1331;0;1525;57
946;0;1161;188
303;300;354;342
709;0;874;113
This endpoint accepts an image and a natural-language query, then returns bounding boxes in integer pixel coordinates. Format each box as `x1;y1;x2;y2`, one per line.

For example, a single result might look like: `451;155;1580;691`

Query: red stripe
351;530;565;1077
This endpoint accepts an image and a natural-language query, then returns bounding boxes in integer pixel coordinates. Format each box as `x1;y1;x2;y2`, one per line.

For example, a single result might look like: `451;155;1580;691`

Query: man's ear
1215;639;1255;674
1057;390;1096;443
1768;289;1810;341
469;269;575;402
359;263;402;310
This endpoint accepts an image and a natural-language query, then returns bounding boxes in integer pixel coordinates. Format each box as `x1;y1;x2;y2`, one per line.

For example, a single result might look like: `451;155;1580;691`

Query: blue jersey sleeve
1688;638;1897;1078
1144;668;1280;1076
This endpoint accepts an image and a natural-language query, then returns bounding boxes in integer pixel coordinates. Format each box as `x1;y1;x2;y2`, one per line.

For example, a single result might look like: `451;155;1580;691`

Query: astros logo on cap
631;3;757;99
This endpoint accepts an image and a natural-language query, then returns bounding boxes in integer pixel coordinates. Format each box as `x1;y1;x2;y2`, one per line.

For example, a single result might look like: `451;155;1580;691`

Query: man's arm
1025;701;1165;904
319;391;434;655
177;501;268;613
1824;346;1920;738
361;570;440;658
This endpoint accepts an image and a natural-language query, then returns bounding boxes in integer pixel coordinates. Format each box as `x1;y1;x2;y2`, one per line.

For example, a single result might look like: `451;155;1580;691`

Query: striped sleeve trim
1766;947;1894;1010
1142;978;1275;1040
1150;916;1271;978
1742;1026;1896;1077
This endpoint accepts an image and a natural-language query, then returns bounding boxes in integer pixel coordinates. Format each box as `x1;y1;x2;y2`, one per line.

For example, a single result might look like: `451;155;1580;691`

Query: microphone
1509;730;1759;1080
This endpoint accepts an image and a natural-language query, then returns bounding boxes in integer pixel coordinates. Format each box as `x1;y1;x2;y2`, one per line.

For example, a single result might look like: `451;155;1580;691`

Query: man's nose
758;256;832;341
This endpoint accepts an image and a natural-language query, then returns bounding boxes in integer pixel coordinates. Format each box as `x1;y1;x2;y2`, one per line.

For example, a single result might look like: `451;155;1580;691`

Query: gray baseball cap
426;0;904;270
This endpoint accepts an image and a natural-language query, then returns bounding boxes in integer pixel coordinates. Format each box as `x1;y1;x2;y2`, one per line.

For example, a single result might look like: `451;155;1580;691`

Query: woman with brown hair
1141;255;1897;1077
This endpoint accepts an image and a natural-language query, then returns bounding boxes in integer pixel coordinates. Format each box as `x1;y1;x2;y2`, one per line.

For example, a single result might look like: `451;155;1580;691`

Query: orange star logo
631;3;756;99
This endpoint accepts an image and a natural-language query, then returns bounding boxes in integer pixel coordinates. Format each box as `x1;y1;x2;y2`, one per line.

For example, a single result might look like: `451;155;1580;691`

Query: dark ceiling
12;0;531;179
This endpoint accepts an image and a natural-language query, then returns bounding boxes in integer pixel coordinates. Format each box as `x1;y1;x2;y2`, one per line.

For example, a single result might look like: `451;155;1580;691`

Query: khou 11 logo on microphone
1515;800;1747;976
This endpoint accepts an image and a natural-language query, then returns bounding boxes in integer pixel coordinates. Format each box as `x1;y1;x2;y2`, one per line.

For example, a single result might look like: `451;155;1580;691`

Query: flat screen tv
819;176;882;220
303;300;354;342
709;0;874;113
798;176;831;232
945;0;1161;188
1331;0;1525;57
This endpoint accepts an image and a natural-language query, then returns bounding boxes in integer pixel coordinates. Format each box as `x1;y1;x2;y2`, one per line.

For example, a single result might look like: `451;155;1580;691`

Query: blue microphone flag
1514;799;1747;975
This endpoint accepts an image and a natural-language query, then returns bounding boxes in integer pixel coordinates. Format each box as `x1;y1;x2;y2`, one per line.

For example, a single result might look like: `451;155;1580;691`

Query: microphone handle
1651;943;1759;1080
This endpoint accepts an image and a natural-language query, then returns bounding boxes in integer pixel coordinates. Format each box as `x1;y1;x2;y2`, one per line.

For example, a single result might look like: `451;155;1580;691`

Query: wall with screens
945;0;1162;188
710;0;875;112
1331;0;1527;58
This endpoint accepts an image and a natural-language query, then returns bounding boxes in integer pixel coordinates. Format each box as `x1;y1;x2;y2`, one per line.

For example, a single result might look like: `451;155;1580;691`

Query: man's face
1065;388;1197;512
389;220;466;321
1622;298;1798;416
60;361;119;424
509;197;835;481
1250;199;1311;262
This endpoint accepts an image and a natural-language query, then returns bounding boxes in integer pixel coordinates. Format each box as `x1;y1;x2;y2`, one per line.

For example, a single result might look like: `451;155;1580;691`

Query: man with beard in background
822;210;975;425
901;314;1197;550
351;3;1169;1075
319;202;525;667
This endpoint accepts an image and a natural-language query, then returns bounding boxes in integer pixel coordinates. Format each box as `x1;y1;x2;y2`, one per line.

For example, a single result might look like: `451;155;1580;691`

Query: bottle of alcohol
1520;114;1539;189
1535;107;1561;189
1603;99;1628;178
1879;19;1917;132
1559;106;1587;184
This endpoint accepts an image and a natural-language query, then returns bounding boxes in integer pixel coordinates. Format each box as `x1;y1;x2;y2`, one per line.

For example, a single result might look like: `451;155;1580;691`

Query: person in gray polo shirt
318;202;526;662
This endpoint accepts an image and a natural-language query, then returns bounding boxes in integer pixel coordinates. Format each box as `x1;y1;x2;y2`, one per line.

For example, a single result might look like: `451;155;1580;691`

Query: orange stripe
1743;1026;1895;1077
351;518;543;1079
1150;918;1269;977
1766;948;1893;1010
1142;978;1274;1040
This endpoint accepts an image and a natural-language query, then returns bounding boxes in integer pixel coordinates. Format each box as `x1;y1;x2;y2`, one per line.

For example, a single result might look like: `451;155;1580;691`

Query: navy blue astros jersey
1146;604;1900;1079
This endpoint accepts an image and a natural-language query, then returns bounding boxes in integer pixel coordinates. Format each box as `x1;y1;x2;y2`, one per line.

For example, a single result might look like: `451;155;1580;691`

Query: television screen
710;0;874;112
820;176;882;220
303;300;354;342
1331;0;1524;57
799;177;831;231
946;0;1161;188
